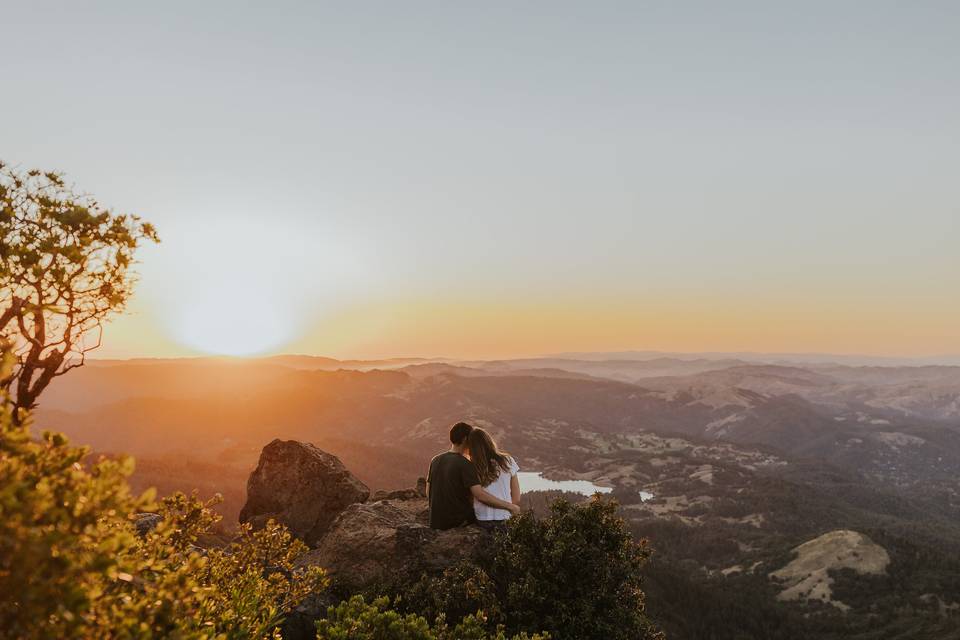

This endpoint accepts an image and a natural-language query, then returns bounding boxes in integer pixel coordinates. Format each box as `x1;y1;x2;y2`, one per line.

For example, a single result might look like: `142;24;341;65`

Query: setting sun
169;282;298;356
138;212;366;357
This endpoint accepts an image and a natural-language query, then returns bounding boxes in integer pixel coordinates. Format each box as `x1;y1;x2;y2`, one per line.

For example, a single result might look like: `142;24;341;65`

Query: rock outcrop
239;439;370;546
238;438;483;595
239;437;482;600
371;487;424;501
296;495;481;591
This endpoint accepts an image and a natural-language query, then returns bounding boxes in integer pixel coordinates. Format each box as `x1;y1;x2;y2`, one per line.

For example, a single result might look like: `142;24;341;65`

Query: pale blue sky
3;2;958;357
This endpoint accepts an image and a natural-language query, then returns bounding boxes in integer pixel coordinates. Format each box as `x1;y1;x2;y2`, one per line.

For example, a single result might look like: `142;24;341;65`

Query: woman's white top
474;457;520;521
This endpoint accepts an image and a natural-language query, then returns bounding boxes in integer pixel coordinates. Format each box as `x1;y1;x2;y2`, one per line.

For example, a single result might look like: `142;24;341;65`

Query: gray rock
133;512;162;537
371;487;422;501
239;439;370;547
296;497;481;591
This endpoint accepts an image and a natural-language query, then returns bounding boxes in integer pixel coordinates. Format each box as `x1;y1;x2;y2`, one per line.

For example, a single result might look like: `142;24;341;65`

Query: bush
316;595;546;640
0;357;326;639
316;596;434;640
493;498;663;640
401;561;503;627
0;393;146;637
393;498;663;640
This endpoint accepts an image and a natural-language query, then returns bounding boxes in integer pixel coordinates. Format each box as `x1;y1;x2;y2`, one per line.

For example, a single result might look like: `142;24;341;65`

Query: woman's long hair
467;427;512;487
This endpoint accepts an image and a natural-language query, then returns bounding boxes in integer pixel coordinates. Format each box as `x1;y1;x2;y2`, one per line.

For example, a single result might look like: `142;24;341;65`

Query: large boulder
296;496;482;591
239;439;370;546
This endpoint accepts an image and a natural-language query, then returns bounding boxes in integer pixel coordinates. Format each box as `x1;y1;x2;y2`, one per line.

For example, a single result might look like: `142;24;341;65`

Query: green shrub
316;596;434;640
401;561;503;626
316;595;546;640
492;497;663;640
392;498;662;640
0;358;326;639
0;395;147;637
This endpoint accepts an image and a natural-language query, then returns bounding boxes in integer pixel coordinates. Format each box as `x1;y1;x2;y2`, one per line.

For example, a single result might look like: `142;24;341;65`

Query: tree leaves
0;385;327;639
0;162;160;416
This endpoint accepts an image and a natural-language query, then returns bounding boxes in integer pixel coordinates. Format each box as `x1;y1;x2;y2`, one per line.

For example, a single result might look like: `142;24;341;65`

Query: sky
3;2;958;359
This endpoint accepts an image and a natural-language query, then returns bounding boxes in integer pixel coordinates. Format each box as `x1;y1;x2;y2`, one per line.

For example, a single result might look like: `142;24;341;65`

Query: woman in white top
466;427;521;531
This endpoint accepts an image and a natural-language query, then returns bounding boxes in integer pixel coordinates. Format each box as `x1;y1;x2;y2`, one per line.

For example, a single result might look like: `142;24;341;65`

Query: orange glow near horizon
99;289;960;362
93;208;959;362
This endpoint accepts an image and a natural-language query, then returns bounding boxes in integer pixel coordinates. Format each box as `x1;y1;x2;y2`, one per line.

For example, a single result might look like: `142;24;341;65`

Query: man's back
427;451;479;529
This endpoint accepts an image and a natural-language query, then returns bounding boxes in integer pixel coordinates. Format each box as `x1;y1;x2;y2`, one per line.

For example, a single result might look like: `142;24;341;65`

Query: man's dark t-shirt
427;452;480;530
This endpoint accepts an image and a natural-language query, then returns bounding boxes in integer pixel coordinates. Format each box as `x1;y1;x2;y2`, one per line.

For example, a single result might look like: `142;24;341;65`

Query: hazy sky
4;2;958;358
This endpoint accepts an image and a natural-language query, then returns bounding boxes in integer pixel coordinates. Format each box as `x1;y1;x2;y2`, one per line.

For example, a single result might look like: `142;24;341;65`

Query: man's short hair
449;422;473;445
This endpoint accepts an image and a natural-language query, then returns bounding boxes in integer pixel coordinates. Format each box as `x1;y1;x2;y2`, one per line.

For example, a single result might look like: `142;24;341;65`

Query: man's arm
425;459;434;500
470;485;520;514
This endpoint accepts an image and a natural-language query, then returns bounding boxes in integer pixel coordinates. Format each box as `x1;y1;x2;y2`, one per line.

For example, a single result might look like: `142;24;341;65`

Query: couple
426;421;522;531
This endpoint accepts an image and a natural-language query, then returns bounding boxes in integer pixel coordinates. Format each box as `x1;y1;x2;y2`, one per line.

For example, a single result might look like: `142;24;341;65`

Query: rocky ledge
239;439;480;592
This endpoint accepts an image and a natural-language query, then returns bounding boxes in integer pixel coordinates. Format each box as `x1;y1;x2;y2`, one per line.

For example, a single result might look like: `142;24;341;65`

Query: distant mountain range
549;350;960;367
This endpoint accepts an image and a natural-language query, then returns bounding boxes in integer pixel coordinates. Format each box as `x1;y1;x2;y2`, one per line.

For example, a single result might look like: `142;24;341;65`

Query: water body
518;471;653;501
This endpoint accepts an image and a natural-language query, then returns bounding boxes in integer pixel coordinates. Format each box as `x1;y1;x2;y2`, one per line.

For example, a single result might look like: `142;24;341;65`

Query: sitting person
426;421;519;530
466;427;521;532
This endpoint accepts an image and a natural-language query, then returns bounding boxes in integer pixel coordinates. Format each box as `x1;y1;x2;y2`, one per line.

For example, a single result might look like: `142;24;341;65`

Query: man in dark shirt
427;422;520;529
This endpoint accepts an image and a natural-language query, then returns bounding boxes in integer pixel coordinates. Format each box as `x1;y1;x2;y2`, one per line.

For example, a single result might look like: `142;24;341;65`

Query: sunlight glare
148;211;365;357
172;282;298;356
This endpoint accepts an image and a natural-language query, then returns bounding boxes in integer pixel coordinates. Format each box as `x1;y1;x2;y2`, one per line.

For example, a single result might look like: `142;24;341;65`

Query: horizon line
85;349;960;366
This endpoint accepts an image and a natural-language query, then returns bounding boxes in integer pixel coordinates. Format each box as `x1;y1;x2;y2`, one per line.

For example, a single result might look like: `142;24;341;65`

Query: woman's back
474;456;519;522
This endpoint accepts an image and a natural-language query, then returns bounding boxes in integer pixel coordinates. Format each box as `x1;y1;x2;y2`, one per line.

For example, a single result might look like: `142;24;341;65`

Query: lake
518;471;653;501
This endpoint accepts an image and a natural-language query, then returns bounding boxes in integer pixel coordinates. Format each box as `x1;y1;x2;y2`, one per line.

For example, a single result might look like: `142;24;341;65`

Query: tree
0;161;159;420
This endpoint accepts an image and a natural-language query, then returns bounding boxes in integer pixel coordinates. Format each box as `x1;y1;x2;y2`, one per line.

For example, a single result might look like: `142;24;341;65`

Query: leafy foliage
492;498;663;640
0;359;147;636
401;561;504;627
316;596;547;640
0;353;326;639
316;596;434;640
393;498;662;640
0;161;159;418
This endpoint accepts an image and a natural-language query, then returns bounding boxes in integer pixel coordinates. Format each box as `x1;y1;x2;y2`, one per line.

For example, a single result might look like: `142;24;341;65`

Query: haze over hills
549;350;960;367
35;351;960;637
40;351;960;487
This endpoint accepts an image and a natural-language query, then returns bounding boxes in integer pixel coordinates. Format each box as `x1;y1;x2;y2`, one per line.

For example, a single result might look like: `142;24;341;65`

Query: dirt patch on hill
769;530;890;610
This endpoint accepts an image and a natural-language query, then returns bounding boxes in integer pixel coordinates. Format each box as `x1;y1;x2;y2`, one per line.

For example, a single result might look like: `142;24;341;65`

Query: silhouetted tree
0;162;158;420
